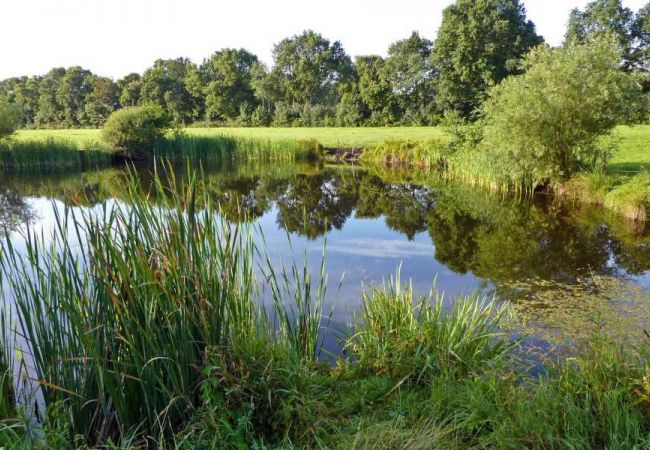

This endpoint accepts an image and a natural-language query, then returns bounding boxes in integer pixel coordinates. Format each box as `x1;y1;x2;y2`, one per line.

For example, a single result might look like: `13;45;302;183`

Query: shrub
0;103;22;140
482;37;644;183
101;103;170;158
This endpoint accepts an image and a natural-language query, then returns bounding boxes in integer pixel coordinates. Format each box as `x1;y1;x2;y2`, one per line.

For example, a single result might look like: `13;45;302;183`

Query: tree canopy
565;0;648;71
2;1;649;129
200;49;259;122
270;30;354;106
432;0;544;119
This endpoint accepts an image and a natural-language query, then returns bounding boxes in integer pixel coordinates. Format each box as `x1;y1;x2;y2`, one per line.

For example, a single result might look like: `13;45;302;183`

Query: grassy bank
1;168;650;448
15;125;649;170
11;126;650;221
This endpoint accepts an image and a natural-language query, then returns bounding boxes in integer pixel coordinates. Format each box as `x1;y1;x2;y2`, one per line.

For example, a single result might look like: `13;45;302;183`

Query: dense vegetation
1;168;650;448
101;103;171;158
482;37;643;183
2;0;648;129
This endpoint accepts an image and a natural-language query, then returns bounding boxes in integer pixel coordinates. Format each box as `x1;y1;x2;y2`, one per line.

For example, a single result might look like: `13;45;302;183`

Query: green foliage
384;32;436;125
355;55;397;125
84;76;120;127
565;0;648;71
0;102;22;139
604;171;650;221
432;0;544;119
347;273;512;381
55;66;93;127
200;49;259;122
482;37;644;183
270;30;355;106
101;103;171;158
153;134;318;162
140;58;201;124
117;73;142;107
0;138;111;171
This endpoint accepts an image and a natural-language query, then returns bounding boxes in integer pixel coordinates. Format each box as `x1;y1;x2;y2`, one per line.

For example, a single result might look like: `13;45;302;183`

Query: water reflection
0;162;648;345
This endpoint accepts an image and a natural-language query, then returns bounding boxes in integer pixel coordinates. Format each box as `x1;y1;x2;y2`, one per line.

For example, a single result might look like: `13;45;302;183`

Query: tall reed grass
347;271;513;381
0;139;112;171
154;134;322;162
0;164;326;445
362;139;538;196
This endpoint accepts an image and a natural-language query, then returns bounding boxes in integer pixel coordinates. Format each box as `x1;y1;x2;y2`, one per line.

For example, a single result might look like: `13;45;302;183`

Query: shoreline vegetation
2;169;650;449
2;125;648;224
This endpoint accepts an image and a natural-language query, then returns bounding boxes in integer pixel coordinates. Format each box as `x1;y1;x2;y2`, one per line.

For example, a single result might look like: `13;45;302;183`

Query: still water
1;161;649;351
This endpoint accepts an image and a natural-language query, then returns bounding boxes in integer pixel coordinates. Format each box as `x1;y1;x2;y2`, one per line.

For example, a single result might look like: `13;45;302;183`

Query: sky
0;0;647;80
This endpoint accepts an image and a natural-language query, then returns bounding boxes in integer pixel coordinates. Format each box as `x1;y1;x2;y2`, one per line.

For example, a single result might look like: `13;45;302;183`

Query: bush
0;103;22;140
482;37;644;183
101;103;171;158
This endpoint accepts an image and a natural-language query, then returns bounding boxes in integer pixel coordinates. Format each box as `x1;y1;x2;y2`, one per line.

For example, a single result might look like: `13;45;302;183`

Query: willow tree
482;37;643;183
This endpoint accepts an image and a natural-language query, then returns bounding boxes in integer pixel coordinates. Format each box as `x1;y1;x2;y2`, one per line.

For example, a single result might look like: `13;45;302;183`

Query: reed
346;271;513;381
0;164;327;445
154;134;321;162
604;172;650;222
362;139;538;196
0;138;113;171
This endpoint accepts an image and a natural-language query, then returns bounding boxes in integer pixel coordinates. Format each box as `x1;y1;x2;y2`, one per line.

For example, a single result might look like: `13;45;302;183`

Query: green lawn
609;126;650;173
16;125;650;172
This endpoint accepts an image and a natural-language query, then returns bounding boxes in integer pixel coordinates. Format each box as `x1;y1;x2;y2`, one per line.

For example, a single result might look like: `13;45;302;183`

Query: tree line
1;0;649;129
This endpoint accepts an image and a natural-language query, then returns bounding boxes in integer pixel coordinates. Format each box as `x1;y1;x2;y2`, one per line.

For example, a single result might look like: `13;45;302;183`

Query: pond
1;160;649;355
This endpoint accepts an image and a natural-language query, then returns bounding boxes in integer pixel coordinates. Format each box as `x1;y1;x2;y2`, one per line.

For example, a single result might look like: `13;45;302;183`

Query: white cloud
1;0;647;80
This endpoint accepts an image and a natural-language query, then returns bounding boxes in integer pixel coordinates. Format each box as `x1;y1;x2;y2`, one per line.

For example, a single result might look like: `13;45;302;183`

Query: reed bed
346;272;513;381
362;139;539;196
0;165;326;446
154;134;321;162
1;166;649;448
0;139;113;171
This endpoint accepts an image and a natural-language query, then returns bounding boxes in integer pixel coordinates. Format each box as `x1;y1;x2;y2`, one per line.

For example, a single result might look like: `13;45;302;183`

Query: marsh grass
556;171;650;222
362;139;538;195
347;272;513;381
0;164;327;445
0;138;112;171
154;134;322;162
604;172;650;222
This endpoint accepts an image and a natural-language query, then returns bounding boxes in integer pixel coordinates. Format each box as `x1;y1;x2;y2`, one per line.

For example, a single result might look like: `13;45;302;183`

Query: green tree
56;66;94;127
0;77;40;127
385;32;436;125
0;101;22;139
85;76;120;127
482;37;643;183
271;30;354;106
355;56;397;125
118;73;142;107
432;0;543;119
35;68;66;127
634;2;650;72
565;0;642;70
200;49;259;122
141;58;200;124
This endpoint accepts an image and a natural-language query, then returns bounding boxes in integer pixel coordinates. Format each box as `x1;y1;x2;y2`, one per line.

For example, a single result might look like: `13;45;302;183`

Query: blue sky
1;0;647;79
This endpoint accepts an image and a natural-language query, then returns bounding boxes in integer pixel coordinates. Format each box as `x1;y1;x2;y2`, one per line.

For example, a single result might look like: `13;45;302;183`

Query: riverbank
8;126;650;222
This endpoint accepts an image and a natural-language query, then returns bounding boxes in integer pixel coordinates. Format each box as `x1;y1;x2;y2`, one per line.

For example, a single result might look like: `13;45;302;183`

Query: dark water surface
1;161;649;351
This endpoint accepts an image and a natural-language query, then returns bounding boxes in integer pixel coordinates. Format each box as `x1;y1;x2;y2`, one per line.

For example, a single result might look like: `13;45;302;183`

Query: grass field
17;127;447;149
17;125;649;172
